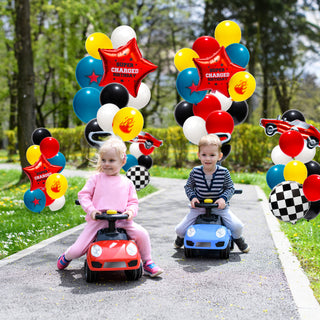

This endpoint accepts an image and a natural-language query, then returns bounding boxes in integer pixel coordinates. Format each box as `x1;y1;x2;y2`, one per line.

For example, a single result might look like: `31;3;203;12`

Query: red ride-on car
84;210;143;283
259;117;320;149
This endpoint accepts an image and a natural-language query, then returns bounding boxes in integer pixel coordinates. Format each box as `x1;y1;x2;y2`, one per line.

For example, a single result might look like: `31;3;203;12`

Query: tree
14;0;36;174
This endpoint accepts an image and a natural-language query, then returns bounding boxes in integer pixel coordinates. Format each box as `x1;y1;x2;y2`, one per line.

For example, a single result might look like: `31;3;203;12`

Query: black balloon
174;101;194;127
281;109;305;122
138;155;153;169
304;200;320;221
32;128;51;145
227;101;248;125
100;83;129;108
221;144;231;162
305;160;320;176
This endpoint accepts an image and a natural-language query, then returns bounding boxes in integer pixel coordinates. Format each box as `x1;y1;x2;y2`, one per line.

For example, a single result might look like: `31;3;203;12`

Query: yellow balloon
26;145;41;165
284;160;307;185
228;71;256;101
85;32;113;59
112;107;144;141
174;48;199;72
214;20;241;47
45;174;68;199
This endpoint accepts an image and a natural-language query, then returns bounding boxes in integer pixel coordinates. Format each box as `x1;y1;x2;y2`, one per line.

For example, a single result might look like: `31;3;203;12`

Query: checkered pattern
269;181;310;224
126;165;150;190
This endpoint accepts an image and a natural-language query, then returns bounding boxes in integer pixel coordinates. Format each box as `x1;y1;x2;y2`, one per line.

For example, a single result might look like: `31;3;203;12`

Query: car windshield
290;120;310;129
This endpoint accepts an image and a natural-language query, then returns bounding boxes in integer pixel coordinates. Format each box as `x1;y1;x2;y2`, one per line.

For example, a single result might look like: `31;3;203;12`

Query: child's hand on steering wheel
90;210;102;220
215;198;226;209
124;209;134;221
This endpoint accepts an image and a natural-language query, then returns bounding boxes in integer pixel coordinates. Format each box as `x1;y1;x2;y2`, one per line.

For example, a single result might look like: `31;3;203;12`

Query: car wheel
84;260;98;283
125;264;143;281
307;136;318;149
184;247;193;258
265;124;277;136
219;241;230;259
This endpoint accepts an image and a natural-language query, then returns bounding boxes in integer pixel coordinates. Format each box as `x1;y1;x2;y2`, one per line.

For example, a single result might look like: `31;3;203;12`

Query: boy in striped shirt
174;134;249;253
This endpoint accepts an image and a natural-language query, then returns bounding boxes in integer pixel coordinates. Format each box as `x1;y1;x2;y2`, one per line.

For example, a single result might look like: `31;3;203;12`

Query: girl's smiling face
100;148;126;176
198;144;223;173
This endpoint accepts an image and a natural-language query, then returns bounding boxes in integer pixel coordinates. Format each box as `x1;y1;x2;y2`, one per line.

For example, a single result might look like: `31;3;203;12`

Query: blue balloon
266;164;285;189
176;68;207;104
75;56;104;91
226;43;250;68
24;189;46;213
73;87;101;123
122;154;138;172
48;152;66;172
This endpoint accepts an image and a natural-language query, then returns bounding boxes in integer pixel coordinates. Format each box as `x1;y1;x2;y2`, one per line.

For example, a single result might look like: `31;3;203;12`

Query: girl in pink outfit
57;136;163;277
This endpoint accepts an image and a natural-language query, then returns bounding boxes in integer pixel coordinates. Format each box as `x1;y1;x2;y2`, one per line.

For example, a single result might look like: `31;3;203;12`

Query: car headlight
187;226;196;237
126;242;138;256
91;244;102;257
216;227;226;238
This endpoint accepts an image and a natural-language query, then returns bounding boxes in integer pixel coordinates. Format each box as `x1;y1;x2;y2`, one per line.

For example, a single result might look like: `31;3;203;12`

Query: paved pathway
0;164;319;319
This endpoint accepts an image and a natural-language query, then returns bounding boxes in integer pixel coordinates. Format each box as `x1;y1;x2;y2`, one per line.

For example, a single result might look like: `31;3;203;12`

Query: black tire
125;264;143;281
220;242;231;259
84;260;98;283
184;247;193;258
265;124;277;136
307;136;318;149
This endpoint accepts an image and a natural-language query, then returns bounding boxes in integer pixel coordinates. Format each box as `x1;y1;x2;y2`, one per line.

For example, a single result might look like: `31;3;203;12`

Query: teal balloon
48;152;66;172
266;164;285;189
73;87;101;123
75;56;104;91
226;43;250;68
176;68;206;104
122;154;138;172
24;189;46;213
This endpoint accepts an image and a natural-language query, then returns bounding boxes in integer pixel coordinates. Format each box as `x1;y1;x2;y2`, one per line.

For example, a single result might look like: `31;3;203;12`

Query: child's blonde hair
198;134;222;153
97;136;127;172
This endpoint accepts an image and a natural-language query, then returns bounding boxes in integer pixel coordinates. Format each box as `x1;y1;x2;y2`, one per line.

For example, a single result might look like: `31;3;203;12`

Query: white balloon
49;196;65;211
97;103;119;131
128;83;151;109
213;91;233;111
183;116;207;145
271;145;292;165
295;141;316;163
129;142;143;158
111;25;137;49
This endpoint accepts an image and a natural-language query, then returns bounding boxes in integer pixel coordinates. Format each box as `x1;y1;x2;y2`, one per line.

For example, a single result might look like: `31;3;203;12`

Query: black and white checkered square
269;181;310;224
126;165;150;190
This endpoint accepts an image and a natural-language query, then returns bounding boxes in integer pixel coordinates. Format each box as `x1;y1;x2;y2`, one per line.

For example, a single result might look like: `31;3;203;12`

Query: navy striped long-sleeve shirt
184;165;235;203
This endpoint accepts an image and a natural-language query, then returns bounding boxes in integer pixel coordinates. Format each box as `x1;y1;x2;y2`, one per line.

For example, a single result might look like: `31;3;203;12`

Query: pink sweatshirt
78;172;139;222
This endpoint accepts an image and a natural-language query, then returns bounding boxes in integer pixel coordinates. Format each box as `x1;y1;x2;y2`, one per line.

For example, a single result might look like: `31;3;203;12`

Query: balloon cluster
261;109;320;223
74;25;162;190
174;20;256;146
23;128;68;213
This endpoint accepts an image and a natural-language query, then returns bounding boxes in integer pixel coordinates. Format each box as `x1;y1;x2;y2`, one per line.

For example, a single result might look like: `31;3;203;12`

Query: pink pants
65;219;152;262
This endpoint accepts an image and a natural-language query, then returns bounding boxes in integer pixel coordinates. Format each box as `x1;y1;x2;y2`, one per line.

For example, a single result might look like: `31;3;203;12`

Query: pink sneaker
143;260;163;277
57;253;71;270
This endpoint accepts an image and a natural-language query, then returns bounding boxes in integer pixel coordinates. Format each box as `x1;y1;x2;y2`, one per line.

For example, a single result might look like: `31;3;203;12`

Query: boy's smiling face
198;144;223;173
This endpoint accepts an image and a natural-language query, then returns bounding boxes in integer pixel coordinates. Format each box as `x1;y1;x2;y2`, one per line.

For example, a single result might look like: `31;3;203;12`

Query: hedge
4;124;320;171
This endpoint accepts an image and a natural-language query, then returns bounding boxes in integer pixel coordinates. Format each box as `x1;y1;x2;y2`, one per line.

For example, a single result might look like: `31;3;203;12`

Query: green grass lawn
0;167;319;303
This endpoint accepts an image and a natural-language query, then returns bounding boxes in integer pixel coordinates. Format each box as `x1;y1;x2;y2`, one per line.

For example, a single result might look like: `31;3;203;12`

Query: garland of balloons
23;128;68;213
73;25;162;190
173;20;256;151
260;109;320;223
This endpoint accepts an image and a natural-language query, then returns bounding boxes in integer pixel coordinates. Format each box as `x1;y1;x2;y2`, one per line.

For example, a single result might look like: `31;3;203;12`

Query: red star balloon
193;46;245;97
98;38;157;97
23;154;63;192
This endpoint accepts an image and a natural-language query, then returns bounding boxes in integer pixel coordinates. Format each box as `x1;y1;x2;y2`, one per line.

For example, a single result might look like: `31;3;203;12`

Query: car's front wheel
307;136;319;149
265;124;277;136
84;260;98;283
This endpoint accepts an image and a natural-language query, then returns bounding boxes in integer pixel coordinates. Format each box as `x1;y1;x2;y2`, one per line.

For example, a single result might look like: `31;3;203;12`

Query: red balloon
192;36;220;59
193;94;221;120
303;174;320;202
40;137;60;158
193;47;245;97
206;110;234;135
99;38;157;97
279;130;304;158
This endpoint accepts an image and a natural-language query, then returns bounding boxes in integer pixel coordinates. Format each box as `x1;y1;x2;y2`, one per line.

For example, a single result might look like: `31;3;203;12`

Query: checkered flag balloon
126;165;150;190
269;181;310;224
